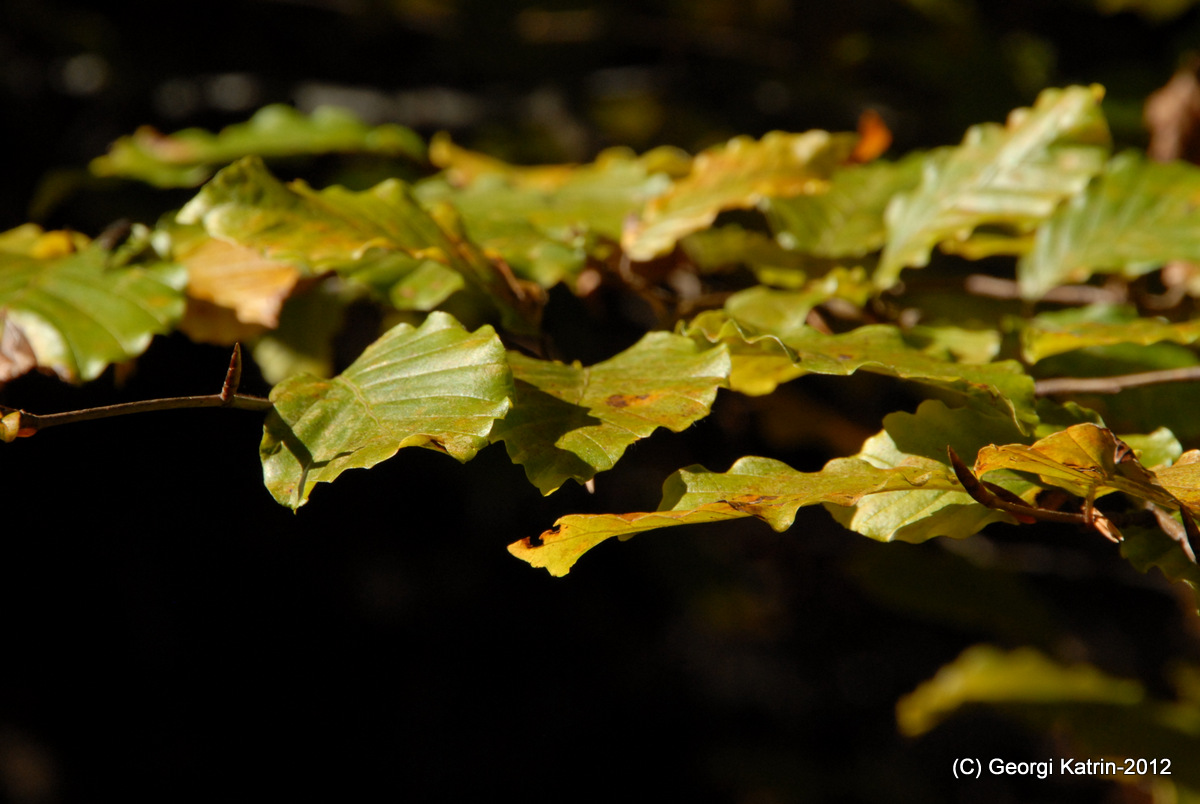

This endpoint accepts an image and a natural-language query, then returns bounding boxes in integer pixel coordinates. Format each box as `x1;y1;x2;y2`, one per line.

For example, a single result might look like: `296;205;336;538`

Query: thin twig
947;446;1091;526
3;344;271;439
1035;366;1200;396
964;274;1126;305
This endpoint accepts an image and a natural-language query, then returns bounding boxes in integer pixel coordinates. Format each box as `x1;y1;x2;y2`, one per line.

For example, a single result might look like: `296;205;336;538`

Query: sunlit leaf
683;292;1038;431
416;140;674;286
1022;304;1200;362
491;333;729;494
827;401;1033;542
623;130;858;261
973;423;1178;506
765;152;925;258
91;104;425;188
260;311;512;509
1018;151;1200;298
177;157;538;333
0;224;185;383
879;85;1110;287
509;454;964;576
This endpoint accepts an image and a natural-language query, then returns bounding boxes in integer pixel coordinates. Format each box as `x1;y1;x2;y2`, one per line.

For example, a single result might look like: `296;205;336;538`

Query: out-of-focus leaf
765;152;925;258
250;284;353;384
1095;0;1200;21
0;224;185;383
847;547;1063;649
623;130;858;262
897;645;1144;737
416;140;674;287
491;333;729;494
827;401;1033;542
509;454;965;576
897;645;1200;797
1022;304;1200;363
681;226;813;276
91;104;425;188
1018;152;1200;298
1156;450;1200;509
260;312;512;509
879;85;1111;287
177;157;538;334
683;294;1038;431
1120;523;1200;592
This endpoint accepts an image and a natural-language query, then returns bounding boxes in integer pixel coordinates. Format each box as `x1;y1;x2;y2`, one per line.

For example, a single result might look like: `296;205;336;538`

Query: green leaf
490;333;730;494
1022;304;1200;363
416;138;674;286
1120;523;1200;593
0;224;185;383
765;152;925;258
260;312;512;509
622;130;858;261
896;645;1144;737
827;401;1032;542
177;157;539;334
1018;151;1200;298
91;104;425;188
510;454;964;576
879;85;1110;287
683;293;1038;431
897;645;1200;796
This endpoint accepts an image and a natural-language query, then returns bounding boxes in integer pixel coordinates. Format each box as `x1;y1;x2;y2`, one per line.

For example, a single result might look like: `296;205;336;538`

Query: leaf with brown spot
510;455;966;576
490;332;730;495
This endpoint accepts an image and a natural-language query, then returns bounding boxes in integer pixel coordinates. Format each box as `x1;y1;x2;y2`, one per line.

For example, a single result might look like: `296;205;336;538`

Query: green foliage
91;104;425;188
0;224;185;383
7;87;1200;795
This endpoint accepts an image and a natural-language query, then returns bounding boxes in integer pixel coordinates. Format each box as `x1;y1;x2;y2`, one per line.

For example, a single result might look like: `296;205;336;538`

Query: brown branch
2;344;271;440
1035;366;1200;396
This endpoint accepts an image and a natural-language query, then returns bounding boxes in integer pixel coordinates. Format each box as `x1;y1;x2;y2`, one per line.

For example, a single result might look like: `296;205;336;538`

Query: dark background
2;1;1200;802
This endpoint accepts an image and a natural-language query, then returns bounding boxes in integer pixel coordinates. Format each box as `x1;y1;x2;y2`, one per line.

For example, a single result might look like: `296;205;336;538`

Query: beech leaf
260;312;512;509
879;85;1110;286
1022;304;1200;363
510;455;964;576
896;645;1144;737
1018;151;1200;298
684;293;1037;431
491;333;729;494
765;152;925;258
622;130;858;261
827;401;1034;542
91;104;425;188
973;423;1178;507
0;224;185;383
177;157;539;334
417;137;676;285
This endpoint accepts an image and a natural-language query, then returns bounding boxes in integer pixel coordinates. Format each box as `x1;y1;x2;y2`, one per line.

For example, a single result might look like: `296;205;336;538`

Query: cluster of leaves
6;87;1200;793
